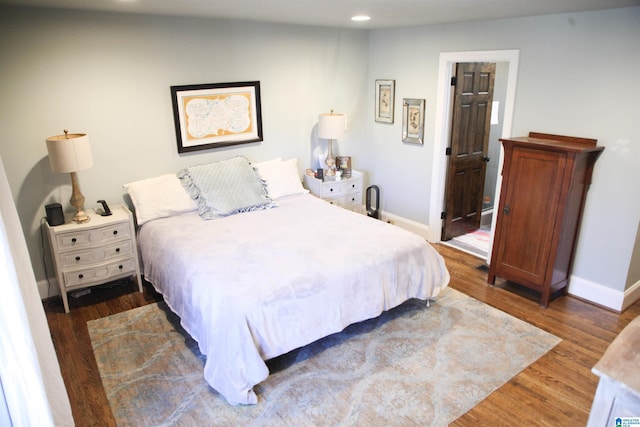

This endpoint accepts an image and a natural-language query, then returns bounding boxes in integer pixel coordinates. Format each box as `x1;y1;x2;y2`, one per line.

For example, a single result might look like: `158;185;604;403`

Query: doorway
442;62;496;242
443;62;511;259
428;50;520;262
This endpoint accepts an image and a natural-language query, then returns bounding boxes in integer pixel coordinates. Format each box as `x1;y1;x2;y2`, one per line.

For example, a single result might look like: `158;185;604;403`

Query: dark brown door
442;62;496;240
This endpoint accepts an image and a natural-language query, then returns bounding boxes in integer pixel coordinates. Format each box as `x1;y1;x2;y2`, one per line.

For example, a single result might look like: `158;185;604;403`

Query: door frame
428;49;519;261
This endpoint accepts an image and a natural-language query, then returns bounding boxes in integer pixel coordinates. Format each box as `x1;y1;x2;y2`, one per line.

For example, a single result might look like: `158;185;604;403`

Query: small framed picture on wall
375;79;395;123
402;98;425;144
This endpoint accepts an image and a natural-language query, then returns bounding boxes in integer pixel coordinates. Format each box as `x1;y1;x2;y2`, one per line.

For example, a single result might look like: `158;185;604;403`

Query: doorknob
503;204;511;215
482;156;490;162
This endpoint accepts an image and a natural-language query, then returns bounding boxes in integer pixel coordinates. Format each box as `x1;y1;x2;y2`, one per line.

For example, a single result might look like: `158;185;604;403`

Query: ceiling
1;0;638;29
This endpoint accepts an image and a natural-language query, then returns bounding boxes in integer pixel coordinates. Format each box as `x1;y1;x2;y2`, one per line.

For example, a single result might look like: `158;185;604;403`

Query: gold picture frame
402;98;425;144
375;79;395;123
170;81;263;153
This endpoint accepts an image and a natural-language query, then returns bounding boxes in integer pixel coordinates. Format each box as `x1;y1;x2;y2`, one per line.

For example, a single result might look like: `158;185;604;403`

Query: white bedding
137;193;450;405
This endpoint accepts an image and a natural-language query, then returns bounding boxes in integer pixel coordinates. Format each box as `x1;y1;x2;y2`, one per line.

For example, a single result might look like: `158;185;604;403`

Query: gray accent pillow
178;156;275;219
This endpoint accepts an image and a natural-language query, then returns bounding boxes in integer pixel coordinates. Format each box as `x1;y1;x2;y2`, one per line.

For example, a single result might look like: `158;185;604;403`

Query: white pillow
254;158;307;199
253;157;283;170
123;174;198;225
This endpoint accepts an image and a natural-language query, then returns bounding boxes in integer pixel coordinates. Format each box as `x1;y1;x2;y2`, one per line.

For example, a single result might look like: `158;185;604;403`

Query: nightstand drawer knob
78;274;84;279
113;230;118;235
116;248;120;253
118;264;124;270
75;256;81;261
71;237;77;243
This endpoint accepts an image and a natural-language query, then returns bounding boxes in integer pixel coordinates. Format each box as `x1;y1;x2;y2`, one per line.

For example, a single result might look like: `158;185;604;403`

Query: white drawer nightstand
45;204;143;313
304;170;363;212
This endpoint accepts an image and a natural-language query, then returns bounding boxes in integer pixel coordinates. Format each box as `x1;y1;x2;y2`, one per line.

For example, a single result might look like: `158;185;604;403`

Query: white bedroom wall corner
39;278;59;300
621;280;640;312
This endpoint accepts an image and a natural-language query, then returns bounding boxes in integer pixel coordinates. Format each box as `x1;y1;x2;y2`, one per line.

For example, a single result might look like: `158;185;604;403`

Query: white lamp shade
46;133;93;173
318;113;346;139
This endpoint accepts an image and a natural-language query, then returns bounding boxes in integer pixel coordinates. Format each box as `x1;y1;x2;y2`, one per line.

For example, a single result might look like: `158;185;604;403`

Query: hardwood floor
44;243;640;426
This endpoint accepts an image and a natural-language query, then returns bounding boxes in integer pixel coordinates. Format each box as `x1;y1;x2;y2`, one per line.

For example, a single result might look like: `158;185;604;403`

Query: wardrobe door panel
495;148;566;285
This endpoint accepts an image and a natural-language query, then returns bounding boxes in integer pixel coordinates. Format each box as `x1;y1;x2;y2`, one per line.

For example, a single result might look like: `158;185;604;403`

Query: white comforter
138;193;449;405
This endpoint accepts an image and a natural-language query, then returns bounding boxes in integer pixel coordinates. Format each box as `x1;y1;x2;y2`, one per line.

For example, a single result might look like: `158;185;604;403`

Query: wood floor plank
43;243;640;425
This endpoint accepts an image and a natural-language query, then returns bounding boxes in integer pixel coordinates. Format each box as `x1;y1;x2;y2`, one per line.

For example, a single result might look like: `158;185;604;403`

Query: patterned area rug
88;288;560;426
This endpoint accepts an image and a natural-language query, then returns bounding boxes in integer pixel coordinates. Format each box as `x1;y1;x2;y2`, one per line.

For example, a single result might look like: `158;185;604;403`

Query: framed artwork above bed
170;81;263;153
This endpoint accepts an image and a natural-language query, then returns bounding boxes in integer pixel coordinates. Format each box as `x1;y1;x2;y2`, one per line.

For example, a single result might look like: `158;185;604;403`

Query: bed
125;156;450;405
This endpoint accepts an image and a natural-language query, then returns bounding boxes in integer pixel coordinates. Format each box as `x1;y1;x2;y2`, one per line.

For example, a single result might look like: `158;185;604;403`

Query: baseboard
38;278;59;300
568;275;640;312
621;279;640;312
379;211;432;241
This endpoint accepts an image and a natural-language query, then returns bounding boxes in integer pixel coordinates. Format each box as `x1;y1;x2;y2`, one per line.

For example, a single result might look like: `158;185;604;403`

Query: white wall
0;6;369;299
366;7;640;306
0;5;638;309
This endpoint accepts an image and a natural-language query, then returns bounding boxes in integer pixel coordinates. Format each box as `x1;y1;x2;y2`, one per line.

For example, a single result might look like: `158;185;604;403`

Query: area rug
88;288;560;426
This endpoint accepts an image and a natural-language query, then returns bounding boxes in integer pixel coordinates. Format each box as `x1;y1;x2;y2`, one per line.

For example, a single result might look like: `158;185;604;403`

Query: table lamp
318;110;346;176
46;130;93;223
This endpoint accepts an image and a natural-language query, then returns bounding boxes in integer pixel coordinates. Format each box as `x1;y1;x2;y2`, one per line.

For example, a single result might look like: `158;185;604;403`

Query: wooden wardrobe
487;132;604;307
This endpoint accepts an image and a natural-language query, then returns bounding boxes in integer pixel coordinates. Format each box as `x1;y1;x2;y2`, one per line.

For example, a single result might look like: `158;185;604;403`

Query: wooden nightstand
304;170;363;212
45;204;143;313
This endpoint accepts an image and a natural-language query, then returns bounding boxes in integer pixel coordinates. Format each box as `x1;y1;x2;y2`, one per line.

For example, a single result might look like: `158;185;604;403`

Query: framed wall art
375;79;395;123
170;81;263;153
402;98;425;144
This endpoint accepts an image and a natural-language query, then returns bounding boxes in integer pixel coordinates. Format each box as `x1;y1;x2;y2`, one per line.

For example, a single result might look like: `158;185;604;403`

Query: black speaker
45;203;65;226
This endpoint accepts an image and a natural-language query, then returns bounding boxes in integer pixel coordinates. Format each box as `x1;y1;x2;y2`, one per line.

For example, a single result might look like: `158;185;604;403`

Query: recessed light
351;15;371;22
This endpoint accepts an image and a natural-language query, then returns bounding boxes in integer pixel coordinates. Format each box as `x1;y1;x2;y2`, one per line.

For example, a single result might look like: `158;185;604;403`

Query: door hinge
445;147;452;156
450;76;457;86
441;211;447;220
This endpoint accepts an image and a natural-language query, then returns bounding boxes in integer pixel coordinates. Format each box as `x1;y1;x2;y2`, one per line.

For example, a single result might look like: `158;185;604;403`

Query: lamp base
72;209;90;224
325;138;336;176
69;171;90;224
